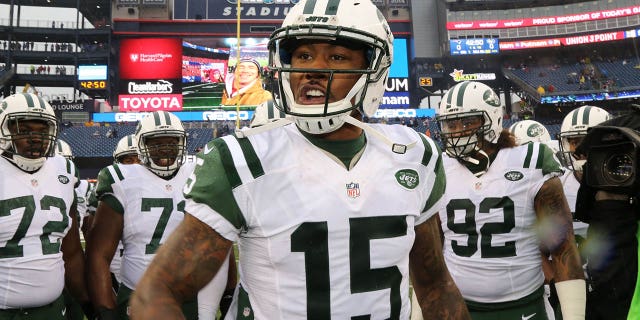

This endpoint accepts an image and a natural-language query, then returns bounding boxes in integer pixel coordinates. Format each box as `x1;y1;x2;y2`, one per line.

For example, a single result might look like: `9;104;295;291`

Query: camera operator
575;104;640;320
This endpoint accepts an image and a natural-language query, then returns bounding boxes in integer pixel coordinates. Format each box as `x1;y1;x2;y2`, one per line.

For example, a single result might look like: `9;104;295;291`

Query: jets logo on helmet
509;120;551;145
266;0;393;134
0;93;58;171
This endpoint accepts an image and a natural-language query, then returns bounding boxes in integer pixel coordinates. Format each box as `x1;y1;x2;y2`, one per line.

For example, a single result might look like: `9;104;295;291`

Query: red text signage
447;5;640;30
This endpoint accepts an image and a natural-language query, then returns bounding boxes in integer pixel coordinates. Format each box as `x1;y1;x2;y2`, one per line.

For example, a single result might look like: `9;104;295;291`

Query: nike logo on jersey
521;313;536;320
62;307;66;316
203;143;215;155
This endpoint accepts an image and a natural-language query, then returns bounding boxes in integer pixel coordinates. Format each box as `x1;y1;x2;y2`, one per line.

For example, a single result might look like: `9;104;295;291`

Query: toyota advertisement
119;38;183;111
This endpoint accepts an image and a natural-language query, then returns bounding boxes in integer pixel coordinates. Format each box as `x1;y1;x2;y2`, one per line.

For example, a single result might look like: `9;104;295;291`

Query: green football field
182;82;225;110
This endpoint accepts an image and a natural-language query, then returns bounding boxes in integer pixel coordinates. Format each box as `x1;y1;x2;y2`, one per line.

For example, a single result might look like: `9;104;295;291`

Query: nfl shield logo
31;179;38;187
346;182;360;199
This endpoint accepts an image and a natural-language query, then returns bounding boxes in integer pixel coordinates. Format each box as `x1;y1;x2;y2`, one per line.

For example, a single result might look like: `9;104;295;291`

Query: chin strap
342;116;417;154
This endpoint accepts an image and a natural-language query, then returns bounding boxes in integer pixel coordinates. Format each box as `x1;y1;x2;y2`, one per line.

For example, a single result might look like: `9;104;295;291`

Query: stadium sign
128;80;174;94
449;69;496;82
202;111;251;121
119;94;183;111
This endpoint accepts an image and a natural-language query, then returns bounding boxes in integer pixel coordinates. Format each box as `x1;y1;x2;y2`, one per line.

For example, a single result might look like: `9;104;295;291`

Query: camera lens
604;153;634;184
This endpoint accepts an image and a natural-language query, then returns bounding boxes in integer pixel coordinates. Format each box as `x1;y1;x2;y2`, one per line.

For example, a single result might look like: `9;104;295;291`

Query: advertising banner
447;4;640;30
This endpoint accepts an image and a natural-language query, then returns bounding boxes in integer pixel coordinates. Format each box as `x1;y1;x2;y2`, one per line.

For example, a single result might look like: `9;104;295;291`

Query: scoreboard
450;38;500;55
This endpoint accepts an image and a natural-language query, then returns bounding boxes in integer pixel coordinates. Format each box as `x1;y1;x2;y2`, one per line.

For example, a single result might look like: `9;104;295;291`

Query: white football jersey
75;179;92;229
559;170;588;239
439;142;563;303
95;162;195;289
185;124;445;320
0;155;78;308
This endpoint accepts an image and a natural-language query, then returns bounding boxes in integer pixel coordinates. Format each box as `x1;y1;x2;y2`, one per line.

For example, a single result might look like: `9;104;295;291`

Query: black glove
95;307;118;320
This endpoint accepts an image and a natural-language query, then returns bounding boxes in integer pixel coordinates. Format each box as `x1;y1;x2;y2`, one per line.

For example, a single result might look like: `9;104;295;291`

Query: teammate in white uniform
434;81;586;320
87;111;229;320
558;105;611;240
131;1;470;319
0;93;92;319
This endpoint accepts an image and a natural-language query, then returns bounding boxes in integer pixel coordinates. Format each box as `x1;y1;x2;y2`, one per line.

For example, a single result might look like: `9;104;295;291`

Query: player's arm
86;200;123;311
409;215;471;320
535;176;585;319
130;213;232;320
61;205;93;312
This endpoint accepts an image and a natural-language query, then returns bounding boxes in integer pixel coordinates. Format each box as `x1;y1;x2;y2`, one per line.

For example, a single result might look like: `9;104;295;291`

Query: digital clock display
79;80;107;89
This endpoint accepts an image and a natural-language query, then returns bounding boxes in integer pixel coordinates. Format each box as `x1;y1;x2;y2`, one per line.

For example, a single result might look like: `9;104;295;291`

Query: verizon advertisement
119;38;183;111
447;5;640;30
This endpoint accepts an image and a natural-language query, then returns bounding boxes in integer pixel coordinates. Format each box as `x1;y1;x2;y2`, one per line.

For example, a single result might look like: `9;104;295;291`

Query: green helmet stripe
57;141;63;152
127;134;133;147
325;0;340;15
581;106;592;125
36;96;47;109
455;81;471;108
163;111;172;125
22;93;35;109
303;0;317;14
571;108;579;126
153;111;161;126
445;85;455;108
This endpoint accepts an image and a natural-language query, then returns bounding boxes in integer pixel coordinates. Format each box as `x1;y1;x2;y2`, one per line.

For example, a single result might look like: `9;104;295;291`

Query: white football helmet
509;120;551;145
135;111;186;177
436;81;503;159
559;105;611;171
113;134;138;163
266;0;394;134
55;139;73;160
0;93;58;171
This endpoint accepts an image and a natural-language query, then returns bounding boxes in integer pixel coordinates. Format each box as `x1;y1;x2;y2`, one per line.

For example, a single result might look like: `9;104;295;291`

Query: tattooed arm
410;215;471;319
534;177;584;282
535;177;585;320
130;213;232;320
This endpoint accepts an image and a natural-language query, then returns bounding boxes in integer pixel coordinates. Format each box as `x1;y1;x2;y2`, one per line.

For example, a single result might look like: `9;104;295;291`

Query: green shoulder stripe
235;136;265;179
213;139;242;189
185;140;247;230
418;133;435;167
95;166;124;215
418;133;446;213
523;143;535;168
536;143;562;175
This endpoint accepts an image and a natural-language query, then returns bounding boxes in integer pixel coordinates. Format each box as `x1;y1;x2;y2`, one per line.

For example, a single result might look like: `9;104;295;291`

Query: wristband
555;279;586;320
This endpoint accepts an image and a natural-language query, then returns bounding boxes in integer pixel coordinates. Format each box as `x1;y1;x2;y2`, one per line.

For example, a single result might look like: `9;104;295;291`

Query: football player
434;81;585;320
130;1;469;319
87;111;233;320
0;93;92;319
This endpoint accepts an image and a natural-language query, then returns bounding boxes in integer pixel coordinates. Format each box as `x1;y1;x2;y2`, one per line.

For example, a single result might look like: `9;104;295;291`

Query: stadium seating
62;125;213;157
